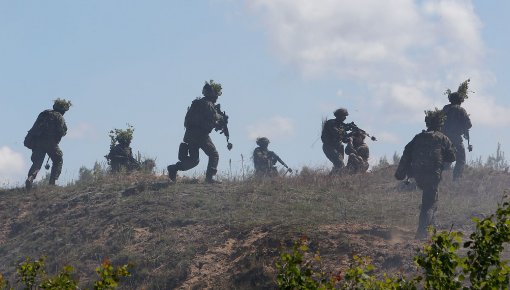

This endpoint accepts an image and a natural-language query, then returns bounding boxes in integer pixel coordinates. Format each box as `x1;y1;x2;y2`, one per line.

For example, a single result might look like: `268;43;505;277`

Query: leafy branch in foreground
276;195;510;289
0;257;131;290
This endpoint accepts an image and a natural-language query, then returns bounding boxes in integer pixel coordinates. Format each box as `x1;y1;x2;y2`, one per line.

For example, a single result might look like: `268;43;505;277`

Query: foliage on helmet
333;108;349;118
53;98;72;112
424;108;445;129
202;80;222;97
109;124;134;150
445;79;470;103
256;137;270;146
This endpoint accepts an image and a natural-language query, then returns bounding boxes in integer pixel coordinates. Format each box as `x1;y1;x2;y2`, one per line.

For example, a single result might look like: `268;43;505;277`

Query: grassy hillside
1;166;509;289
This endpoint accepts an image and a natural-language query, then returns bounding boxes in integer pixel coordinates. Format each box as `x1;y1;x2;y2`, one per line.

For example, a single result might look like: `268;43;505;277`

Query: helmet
53;98;72;112
424;108;445;130
256;137;270;146
202;80;222;97
333;108;349;118
447;92;463;104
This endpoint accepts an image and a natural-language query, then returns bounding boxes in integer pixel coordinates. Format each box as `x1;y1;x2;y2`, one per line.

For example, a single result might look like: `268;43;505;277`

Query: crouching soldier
345;131;369;174
395;108;456;239
105;126;141;172
24;99;72;189
253;137;292;177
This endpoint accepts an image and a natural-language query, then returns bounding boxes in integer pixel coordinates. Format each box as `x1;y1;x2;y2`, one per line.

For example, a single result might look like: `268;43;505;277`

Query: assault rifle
344;122;377;141
268;151;293;173
214;104;233;150
465;131;473;152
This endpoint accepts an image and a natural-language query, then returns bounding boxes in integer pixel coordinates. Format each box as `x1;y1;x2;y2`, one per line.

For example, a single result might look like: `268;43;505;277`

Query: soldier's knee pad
178;142;189;162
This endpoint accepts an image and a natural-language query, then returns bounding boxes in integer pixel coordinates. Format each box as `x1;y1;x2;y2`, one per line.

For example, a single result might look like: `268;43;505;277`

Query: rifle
344;122;377;141
269;151;293;173
465;131;473;152
214;104;233;150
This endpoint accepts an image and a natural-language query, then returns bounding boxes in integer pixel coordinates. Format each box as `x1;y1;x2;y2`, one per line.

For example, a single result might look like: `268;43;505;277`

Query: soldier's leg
453;141;466;180
322;144;344;174
47;144;63;185
416;182;439;239
176;143;200;171
26;148;46;188
201;137;219;181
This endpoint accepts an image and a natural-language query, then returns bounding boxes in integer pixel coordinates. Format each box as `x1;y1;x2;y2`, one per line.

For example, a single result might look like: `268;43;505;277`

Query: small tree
485;143;508;171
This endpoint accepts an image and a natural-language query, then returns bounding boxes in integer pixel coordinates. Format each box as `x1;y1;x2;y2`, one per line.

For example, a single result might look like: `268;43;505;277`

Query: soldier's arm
443;136;456;163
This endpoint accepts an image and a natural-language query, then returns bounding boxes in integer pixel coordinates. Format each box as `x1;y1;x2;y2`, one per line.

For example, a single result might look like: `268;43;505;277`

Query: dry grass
0;166;509;289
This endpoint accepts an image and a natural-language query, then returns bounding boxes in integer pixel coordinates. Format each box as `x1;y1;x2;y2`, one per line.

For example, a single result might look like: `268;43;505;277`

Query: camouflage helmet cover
333;108;349;118
424;108;445;129
256;137;270;146
53;98;72;112
446;79;470;104
202;80;222;97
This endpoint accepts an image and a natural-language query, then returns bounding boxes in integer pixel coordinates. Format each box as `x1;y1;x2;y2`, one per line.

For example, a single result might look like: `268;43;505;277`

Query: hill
1;166;509;289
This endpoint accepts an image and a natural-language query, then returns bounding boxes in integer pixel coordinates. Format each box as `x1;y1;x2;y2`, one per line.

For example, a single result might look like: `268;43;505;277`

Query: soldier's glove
227;143;233;150
468;144;473;152
394;168;406;181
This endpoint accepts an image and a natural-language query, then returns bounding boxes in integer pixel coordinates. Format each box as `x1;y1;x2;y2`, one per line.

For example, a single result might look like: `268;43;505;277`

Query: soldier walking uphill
345;131;370;174
253;137;292;177
24;99;72;190
442;79;473;180
395;109;456;239
105;126;141;173
167;80;233;183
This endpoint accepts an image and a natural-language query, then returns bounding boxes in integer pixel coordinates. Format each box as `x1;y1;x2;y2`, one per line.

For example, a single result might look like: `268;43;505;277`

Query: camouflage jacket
442;104;472;140
346;142;369;162
106;143;140;170
27;110;67;143
184;97;223;135
396;130;455;180
321;119;347;147
253;147;279;173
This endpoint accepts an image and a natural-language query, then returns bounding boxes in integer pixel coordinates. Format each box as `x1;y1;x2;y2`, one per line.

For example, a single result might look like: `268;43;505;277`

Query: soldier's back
442;104;471;137
410;131;448;176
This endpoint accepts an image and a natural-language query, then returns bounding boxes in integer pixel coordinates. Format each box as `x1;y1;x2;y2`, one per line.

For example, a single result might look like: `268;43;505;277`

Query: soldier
442;79;472;180
345;131;370;174
321;108;350;174
167;80;232;183
24;99;72;189
395;108;456;239
105;126;141;172
253;137;292;177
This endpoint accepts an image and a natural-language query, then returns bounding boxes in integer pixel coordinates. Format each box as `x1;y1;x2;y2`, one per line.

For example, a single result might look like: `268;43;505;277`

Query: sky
1;0;510;187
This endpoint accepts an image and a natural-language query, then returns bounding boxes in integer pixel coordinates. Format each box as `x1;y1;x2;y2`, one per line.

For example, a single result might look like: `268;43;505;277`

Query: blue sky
1;0;509;186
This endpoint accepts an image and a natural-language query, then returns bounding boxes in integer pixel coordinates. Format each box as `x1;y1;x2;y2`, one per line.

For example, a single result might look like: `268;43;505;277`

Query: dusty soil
1;167;509;289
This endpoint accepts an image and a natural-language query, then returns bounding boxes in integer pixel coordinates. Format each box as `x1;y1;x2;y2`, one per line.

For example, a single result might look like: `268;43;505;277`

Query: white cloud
0;146;25;185
247;116;295;140
68;122;97;140
248;0;510;125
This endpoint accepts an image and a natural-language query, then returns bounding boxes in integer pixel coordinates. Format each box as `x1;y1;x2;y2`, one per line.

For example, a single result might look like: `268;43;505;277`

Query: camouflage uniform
442;103;472;180
25;109;67;187
321;109;349;174
167;83;225;182
345;139;369;174
106;143;140;172
253;147;279;177
396;129;455;239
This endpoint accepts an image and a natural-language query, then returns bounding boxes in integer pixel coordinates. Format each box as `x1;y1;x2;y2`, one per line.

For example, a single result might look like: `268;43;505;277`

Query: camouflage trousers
346;154;369;174
444;136;466;180
174;130;219;178
27;140;63;184
322;143;345;174
415;175;440;239
254;166;278;178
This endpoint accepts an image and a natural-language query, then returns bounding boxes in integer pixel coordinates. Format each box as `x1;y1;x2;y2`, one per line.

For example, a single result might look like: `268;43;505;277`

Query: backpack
184;98;202;129
23;110;52;149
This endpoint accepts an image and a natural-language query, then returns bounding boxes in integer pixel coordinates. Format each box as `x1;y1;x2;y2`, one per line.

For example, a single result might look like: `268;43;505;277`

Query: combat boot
205;173;221;184
25;176;34;191
167;164;177;182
